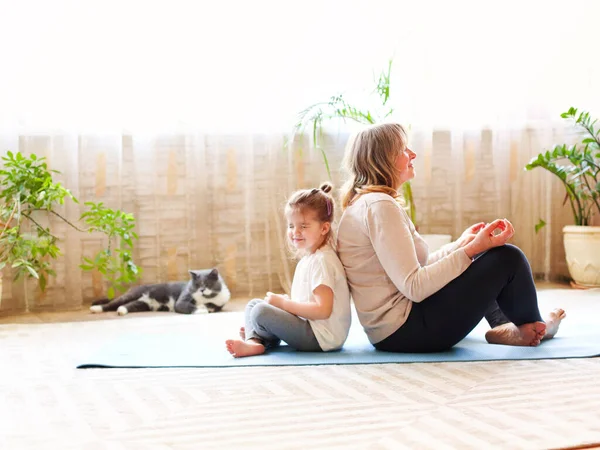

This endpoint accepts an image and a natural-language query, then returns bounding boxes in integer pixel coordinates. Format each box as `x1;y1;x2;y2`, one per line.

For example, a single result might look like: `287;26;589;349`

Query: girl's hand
464;219;515;258
270;285;333;321
264;292;287;309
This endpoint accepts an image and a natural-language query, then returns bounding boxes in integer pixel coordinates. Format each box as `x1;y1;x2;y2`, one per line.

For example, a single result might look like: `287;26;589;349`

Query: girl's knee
249;302;281;336
246;297;263;308
249;301;273;321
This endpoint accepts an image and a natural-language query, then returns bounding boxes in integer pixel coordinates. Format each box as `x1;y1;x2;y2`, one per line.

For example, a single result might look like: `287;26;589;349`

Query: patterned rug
1;288;600;449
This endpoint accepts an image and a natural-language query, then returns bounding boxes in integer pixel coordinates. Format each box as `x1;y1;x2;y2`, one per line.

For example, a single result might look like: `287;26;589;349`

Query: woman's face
395;145;416;185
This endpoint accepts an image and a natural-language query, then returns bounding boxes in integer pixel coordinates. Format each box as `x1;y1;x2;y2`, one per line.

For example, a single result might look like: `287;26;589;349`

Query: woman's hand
464;219;515;259
454;222;486;249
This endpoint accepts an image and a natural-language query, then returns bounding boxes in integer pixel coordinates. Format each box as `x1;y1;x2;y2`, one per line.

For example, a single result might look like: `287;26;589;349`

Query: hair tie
326;198;332;217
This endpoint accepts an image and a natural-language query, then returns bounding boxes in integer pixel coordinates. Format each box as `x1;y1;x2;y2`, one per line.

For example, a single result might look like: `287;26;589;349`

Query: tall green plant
0;151;141;297
0;152;77;290
525;108;600;228
290;59;416;222
79;202;140;299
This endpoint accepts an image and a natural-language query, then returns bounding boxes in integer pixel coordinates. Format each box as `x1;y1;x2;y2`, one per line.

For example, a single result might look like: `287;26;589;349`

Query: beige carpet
1;288;600;449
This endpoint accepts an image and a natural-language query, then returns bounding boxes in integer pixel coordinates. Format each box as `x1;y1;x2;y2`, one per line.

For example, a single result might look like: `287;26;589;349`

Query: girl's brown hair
340;123;408;209
285;182;335;250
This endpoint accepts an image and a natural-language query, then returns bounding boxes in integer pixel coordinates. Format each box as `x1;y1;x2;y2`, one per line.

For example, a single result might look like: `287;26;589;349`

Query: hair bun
319;182;333;194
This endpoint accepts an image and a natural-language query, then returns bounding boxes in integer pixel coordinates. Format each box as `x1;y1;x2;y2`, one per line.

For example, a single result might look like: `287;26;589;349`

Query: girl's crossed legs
226;299;322;357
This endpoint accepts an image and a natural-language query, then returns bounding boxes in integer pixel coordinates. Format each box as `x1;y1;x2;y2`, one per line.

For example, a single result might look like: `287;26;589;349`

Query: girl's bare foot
225;339;265;358
485;321;546;346
239;327;245;340
543;308;566;340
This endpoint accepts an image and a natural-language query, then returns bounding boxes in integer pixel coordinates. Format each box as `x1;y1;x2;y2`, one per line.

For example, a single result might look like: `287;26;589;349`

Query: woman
336;123;565;353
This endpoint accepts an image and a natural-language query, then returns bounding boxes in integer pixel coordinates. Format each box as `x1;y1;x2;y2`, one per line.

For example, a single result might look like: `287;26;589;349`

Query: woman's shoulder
361;193;411;226
340;192;405;231
354;192;397;207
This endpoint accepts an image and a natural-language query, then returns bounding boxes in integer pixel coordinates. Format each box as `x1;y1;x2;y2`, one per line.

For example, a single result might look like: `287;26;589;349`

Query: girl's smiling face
287;208;330;254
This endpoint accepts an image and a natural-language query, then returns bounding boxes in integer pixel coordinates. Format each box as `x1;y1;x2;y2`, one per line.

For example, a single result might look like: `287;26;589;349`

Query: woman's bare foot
239;327;245;340
485;321;546;346
225;338;265;358
543;308;566;340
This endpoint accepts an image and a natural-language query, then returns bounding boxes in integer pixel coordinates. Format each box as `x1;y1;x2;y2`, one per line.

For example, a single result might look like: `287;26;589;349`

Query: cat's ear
188;270;198;280
208;268;219;279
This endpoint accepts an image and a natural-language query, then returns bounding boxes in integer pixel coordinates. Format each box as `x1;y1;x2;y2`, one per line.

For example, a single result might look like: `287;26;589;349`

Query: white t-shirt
290;244;351;351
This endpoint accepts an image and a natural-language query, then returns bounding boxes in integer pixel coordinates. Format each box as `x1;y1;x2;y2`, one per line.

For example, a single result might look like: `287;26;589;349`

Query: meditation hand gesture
454;222;486;249
464;219;515;259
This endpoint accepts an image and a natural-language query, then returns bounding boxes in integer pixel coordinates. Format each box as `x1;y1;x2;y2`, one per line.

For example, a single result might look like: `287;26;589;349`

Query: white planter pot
422;234;453;252
563;225;600;287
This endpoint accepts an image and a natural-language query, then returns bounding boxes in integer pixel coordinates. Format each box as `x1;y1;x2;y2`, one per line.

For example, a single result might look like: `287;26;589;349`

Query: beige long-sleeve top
336;192;473;344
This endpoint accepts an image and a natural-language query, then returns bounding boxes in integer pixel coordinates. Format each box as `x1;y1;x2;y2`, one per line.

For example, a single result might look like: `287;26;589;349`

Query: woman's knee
488;244;529;267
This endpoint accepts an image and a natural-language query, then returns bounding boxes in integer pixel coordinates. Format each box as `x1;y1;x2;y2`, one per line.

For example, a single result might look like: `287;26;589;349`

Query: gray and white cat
90;268;230;316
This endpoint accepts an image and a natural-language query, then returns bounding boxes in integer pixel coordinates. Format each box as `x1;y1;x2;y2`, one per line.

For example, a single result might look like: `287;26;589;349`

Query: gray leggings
244;299;322;351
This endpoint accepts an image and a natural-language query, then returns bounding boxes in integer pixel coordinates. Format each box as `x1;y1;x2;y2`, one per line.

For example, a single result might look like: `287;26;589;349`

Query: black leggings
374;244;543;353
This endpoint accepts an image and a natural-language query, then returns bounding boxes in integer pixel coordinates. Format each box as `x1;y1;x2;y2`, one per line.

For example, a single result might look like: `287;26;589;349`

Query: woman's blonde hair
340;123;408;209
285;182;335;254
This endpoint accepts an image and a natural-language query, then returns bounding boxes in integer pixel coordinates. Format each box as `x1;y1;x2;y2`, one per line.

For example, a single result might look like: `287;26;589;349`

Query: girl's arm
265;285;333;320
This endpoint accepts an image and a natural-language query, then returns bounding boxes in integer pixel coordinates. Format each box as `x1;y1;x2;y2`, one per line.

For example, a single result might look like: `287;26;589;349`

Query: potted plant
0;151;141;310
525;107;600;287
291;59;451;251
291;60;416;213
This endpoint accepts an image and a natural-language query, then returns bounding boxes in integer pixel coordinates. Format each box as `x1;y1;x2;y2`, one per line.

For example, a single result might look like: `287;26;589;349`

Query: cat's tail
91;297;110;306
90;297;110;313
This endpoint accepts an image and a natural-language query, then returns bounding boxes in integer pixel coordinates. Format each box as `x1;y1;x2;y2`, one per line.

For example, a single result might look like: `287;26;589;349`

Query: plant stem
0;202;18;240
561;180;582;225
42;209;89;232
580;120;600;149
21;213;58;239
582;173;600;215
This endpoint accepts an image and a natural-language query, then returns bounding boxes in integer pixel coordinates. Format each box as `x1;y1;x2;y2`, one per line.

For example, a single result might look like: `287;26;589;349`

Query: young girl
225;182;351;358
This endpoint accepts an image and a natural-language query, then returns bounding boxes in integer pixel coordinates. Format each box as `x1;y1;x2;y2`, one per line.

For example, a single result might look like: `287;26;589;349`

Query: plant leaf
534;219;547;234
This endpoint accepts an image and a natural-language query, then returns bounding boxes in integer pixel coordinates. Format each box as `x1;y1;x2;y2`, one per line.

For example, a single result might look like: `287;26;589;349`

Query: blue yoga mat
77;308;599;368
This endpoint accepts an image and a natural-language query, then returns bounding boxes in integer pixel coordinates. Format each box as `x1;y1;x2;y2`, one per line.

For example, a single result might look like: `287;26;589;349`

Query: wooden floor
0;296;249;324
2;283;600;449
0;281;570;325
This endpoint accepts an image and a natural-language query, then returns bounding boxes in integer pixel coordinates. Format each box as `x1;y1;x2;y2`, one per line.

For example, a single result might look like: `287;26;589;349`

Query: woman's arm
265;285;334;320
426;223;485;265
366;199;472;302
425;240;459;264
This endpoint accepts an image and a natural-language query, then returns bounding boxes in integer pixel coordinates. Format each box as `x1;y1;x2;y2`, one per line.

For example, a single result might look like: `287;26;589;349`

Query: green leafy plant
525;107;600;229
0;151;141;298
80;202;140;299
290;58;416;223
0;151;77;290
